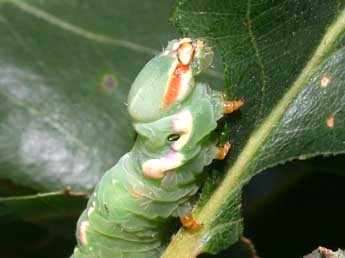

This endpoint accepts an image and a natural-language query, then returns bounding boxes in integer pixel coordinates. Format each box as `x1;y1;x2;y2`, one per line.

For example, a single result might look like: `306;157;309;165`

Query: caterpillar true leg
223;99;245;114
180;214;202;229
215;141;232;160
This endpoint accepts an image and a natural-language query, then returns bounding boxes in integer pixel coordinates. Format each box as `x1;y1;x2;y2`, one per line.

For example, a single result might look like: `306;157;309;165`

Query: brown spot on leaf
243;20;252;27
326;116;334;128
320;76;330;88
101;74;118;93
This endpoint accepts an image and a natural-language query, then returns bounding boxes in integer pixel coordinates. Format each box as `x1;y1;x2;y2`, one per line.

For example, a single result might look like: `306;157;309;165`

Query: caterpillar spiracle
71;38;243;258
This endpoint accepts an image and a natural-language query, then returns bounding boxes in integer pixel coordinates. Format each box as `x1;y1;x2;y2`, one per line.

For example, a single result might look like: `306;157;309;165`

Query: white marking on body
173;42;180;51
171;110;193;151
178;44;194;65
142;151;184;179
176;69;192;101
178;38;192;45
173;38;192;51
87;206;94;217
79;221;89;246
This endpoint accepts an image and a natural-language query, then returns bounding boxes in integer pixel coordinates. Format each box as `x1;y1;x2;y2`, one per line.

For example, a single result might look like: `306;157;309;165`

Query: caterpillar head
127;38;214;123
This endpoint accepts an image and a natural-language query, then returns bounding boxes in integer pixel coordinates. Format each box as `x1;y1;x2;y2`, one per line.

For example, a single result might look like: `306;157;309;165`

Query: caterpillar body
72;38;243;258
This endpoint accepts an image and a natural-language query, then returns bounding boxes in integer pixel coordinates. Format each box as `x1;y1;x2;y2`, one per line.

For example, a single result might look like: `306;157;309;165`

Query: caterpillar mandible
71;38;243;258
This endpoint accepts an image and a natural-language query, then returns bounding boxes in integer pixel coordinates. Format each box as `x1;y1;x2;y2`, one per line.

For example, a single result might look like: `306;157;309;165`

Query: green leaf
0;0;182;192
162;1;345;257
304;247;345;258
0;191;87;221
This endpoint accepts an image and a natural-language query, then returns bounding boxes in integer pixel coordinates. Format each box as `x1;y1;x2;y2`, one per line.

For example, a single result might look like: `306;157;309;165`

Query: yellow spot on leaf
320;76;330;88
326;116;334;128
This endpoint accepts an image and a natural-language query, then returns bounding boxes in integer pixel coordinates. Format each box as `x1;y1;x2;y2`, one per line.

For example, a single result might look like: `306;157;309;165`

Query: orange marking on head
163;63;190;107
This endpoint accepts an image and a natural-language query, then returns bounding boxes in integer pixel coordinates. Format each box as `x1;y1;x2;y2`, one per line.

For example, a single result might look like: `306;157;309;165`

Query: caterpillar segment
72;38;243;258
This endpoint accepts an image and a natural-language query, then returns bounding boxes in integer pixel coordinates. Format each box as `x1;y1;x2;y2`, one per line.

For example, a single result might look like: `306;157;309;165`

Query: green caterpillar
72;38;243;258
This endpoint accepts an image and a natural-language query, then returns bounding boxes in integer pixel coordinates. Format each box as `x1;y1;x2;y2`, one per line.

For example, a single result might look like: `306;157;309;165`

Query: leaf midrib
162;7;345;258
1;0;156;54
206;8;345;222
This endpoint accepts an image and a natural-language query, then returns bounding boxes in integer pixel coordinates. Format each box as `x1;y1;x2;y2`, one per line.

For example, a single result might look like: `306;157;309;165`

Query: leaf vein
162;6;345;258
245;0;266;118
